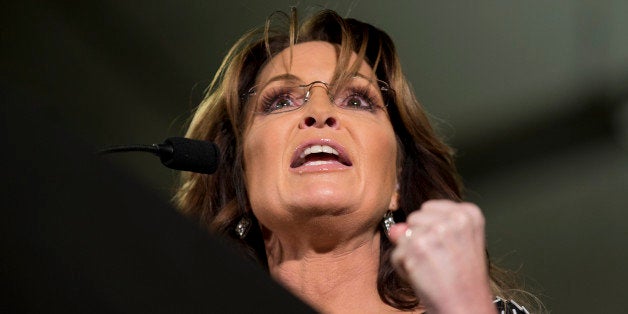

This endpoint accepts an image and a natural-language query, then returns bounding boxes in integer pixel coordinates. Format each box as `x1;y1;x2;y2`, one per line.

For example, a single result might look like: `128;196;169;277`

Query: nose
299;85;339;129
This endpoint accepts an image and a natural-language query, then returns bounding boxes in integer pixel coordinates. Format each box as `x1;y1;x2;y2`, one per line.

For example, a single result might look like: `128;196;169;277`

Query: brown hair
175;8;535;311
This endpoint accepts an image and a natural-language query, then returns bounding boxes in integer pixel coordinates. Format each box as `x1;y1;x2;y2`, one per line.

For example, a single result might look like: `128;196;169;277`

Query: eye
338;87;380;111
259;88;299;114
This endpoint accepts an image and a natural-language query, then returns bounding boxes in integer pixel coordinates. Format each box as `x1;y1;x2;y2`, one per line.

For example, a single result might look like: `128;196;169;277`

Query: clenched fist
389;200;496;314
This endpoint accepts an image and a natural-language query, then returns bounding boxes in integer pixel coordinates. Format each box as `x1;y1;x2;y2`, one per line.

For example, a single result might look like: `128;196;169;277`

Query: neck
265;229;402;313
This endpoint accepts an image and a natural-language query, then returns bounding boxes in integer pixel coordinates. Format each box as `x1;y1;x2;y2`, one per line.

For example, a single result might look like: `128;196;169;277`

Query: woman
176;8;536;313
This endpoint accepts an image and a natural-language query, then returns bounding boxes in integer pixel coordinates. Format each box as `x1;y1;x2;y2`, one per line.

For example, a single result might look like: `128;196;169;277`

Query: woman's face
243;41;398;234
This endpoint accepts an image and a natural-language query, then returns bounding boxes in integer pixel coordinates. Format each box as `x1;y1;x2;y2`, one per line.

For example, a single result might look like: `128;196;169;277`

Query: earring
235;216;251;239
382;211;395;237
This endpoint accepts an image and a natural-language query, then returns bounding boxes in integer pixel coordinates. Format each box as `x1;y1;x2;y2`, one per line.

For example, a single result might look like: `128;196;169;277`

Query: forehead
255;41;376;84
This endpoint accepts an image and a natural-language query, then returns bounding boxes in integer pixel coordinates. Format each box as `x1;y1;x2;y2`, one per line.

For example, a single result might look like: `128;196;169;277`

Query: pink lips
290;139;352;172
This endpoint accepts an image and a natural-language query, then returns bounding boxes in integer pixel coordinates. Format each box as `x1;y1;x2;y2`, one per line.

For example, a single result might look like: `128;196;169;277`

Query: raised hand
389;200;496;314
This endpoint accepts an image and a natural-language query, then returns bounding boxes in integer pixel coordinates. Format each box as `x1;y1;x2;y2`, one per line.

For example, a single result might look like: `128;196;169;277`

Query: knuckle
450;209;471;228
433;223;450;237
406;210;423;225
461;202;481;213
409;232;437;253
421;199;455;211
460;202;485;226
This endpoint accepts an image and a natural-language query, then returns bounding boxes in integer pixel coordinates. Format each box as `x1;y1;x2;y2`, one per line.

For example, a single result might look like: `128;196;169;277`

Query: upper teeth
300;145;339;158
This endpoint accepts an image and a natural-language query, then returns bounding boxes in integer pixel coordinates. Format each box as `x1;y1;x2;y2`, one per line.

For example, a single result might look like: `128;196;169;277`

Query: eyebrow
259;73;302;89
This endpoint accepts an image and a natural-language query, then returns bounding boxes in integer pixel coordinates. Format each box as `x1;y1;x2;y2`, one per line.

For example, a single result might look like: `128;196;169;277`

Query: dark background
3;1;627;312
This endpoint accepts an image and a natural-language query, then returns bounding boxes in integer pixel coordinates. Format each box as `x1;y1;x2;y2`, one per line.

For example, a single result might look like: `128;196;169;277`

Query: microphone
98;137;220;174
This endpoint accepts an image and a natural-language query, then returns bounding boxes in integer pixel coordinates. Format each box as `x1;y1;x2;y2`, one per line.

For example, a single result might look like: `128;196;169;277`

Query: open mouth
290;144;352;168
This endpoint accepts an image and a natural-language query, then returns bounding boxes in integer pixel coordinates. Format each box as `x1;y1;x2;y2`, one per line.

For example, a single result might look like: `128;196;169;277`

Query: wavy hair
175;8;535;311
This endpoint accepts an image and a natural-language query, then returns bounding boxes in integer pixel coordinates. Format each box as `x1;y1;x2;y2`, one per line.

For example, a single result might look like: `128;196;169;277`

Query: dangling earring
382;211;395;237
235;216;251;239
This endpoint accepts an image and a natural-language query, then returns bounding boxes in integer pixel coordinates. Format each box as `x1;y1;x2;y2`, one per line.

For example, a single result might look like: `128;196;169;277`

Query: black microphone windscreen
160;137;219;174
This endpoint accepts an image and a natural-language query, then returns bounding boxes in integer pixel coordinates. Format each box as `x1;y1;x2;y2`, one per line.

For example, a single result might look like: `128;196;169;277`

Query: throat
266;231;384;311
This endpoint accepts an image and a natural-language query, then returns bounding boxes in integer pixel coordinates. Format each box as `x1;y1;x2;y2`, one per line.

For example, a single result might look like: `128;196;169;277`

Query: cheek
243;133;270;209
243;128;272;182
377;130;400;209
242;119;290;197
366;124;398;180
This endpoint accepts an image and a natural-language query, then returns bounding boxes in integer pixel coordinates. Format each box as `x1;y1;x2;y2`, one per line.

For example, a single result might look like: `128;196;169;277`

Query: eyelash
258;85;382;114
260;87;296;113
340;86;380;111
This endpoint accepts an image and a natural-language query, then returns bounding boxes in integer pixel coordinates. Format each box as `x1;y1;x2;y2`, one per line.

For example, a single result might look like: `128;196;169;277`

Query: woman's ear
388;182;400;211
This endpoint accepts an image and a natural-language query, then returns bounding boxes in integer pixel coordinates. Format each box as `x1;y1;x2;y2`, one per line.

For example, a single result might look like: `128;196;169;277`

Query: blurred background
4;0;627;312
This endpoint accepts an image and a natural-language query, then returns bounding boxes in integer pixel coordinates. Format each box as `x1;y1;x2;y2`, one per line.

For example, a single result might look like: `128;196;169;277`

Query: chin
286;187;356;215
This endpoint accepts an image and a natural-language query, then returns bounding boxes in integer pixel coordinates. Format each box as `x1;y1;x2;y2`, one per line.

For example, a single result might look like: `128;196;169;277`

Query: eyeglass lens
252;77;387;115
